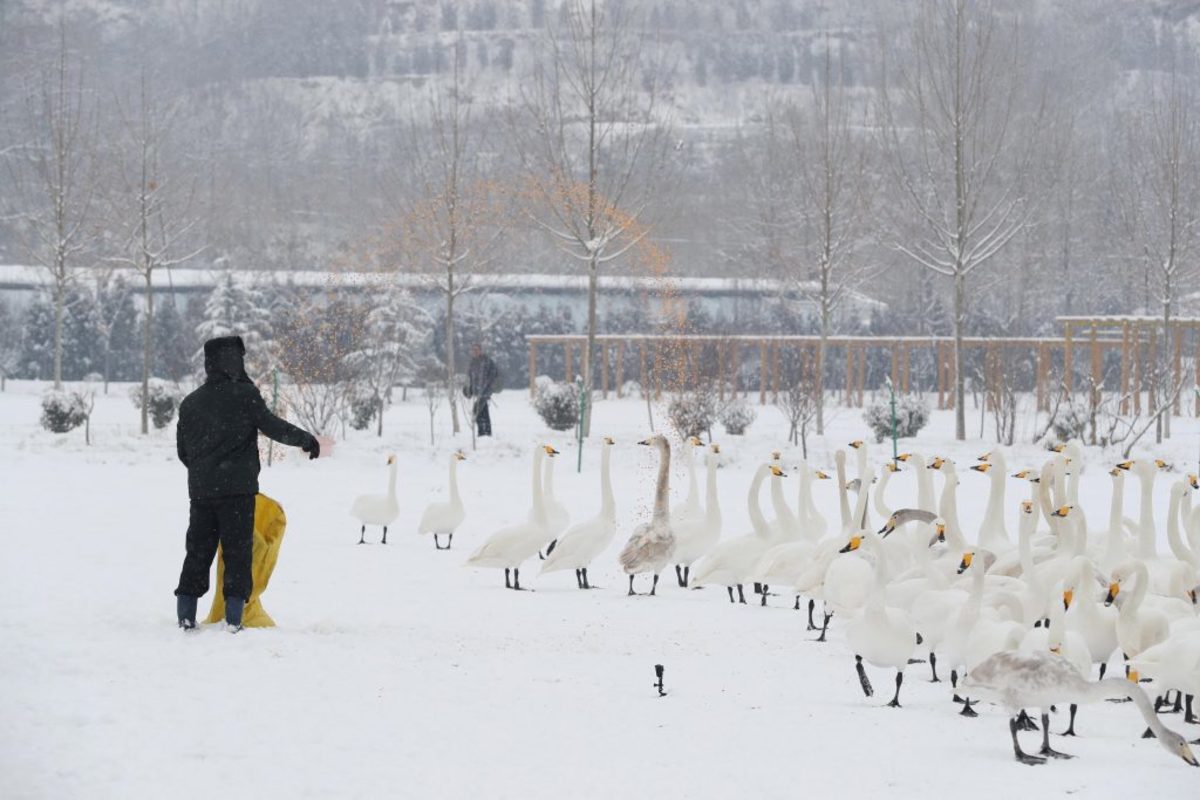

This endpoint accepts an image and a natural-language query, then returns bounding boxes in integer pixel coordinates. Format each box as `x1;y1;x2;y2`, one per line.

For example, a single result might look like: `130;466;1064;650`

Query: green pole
886;375;898;462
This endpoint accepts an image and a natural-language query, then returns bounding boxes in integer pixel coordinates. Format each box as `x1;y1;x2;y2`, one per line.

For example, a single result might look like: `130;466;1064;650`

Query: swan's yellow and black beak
637;438;651;446
544;445;561;456
879;517;897;537
1049;645;1062;655
849;440;864;450
814;470;831;480
687;435;703;447
710;443;720;454
1188;474;1199;490
1189;588;1197;606
769;465;787;478
1116;460;1134;471
1021;500;1034;514
1155;459;1170;470
896;453;912;463
602;436;615;446
935;522;946;543
1109;467;1122;477
1052;443;1067;453
970;463;992;474
1012;469;1031;480
454;451;467;461
1063;589;1073;611
1051;505;1072;518
977;452;992;462
1181;743;1199;767
771;450;782;461
957;552;974;574
929;456;945;470
1104;582;1120;606
839;536;862;553
885;461;901;473
386;454;396;465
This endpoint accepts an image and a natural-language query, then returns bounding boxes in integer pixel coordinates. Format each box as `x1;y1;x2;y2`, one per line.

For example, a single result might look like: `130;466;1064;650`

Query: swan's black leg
381;526;388;545
887;671;904;707
793;595;800;611
737;585;747;604
628;574;637;596
1016;710;1039;731
447;533;452;549
512;568;522;590
358;525;366;545
855;655;874;697
1172;690;1184;714
1011;716;1046;765
1185;694;1197;724
929;651;940;682
816;611;832;642
575;569;583;589
806;598;816;630
1098;662;1107;680
582;568;591;589
505;568;512;589
432;533;439;549
761;586;769;607
1062;704;1078;736
545;540;557;557
683;565;690;586
675;564;684;587
650;573;660;596
726;586;735;603
753;582;762;595
1039;712;1073;758
951;669;962;702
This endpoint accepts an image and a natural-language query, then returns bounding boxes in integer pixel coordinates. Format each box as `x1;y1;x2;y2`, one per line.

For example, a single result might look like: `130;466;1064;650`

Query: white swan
539;437;616;589
962;649;1199;765
823;468;879;619
351;453;400;545
467;445;557;589
1020;580;1092;736
872;459;902;525
690;462;782;604
798;459;830;539
1105;560;1170;679
538;445;571;558
767;450;802;540
843;526;919;707
619;435;675;595
671;435;705;528
416;451;466;550
672;443;722;587
970;450;1011;552
1063;555;1119;679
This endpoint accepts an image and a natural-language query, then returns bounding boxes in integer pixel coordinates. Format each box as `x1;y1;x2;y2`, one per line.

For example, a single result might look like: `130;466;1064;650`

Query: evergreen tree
153;297;192;382
194;272;273;374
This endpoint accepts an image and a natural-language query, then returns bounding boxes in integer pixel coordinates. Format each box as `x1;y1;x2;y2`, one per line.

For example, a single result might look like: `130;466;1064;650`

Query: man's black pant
174;494;255;602
474;396;492;437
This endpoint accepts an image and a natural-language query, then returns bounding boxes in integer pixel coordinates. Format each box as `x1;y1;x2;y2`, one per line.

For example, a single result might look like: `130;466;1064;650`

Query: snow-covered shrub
668;390;716;439
864;394;929;444
719;397;756;436
533;379;580;431
347;389;381;431
1051;403;1090;444
129;379;183;429
620;380;643;398
40;389;89;433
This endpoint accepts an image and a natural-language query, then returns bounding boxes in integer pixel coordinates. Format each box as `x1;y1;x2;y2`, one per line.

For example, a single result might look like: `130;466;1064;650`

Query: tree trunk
447;284;460;434
582;254;598;437
141;271;153;435
954;270;966;440
53;278;64;390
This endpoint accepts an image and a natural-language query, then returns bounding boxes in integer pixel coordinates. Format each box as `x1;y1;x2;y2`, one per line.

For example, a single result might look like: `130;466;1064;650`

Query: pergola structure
526;315;1200;417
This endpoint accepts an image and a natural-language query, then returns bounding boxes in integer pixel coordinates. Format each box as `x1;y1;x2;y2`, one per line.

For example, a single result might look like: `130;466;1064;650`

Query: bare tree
5;24;98;389
1114;58;1200;442
877;0;1046;440
106;71;203;434
391;29;504;437
777;376;820;459
789;36;874;434
512;0;673;435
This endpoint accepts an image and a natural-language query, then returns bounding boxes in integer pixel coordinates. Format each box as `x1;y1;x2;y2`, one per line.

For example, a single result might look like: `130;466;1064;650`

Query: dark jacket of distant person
176;336;318;500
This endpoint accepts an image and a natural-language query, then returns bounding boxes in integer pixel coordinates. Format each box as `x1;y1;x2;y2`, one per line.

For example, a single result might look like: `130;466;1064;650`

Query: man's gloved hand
303;435;320;460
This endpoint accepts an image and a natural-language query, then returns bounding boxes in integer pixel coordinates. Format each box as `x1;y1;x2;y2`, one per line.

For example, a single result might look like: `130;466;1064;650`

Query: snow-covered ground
1;380;1197;799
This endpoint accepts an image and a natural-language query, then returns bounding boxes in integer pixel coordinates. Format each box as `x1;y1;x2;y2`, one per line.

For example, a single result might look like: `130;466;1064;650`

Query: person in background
174;335;320;632
465;342;499;437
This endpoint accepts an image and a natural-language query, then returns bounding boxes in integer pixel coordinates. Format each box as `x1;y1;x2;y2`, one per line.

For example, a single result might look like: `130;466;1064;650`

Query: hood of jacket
203;335;250;383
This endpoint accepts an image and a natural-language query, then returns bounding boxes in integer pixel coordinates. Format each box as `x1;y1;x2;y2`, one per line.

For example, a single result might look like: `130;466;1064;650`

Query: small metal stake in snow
885;374;898;463
653;664;667;697
576;376;587;474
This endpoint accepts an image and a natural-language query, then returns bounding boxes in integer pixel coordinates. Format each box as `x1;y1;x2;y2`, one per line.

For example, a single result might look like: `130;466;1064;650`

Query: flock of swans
357;434;1200;768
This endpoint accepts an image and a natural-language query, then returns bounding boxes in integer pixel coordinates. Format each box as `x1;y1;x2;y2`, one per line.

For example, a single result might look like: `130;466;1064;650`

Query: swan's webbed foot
855;655;874;698
1061;704;1078;736
959;698;978;717
381;526;388;545
627;575;637;596
1040;713;1073;758
1011;717;1046;766
358;525;366;545
806;598;816;629
1016;710;1039;731
815;612;833;643
581;568;595;589
649;573;660;596
1141;727;1156;739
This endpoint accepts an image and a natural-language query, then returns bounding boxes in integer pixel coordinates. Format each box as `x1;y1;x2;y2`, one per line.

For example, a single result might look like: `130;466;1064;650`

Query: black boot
177;595;198;630
225;597;245;633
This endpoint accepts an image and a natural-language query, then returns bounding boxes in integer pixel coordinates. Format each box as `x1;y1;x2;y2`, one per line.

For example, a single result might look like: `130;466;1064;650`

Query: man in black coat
465;342;499;437
174;335;319;631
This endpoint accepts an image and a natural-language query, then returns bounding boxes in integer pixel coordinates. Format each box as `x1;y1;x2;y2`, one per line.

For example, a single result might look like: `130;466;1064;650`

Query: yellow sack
204;493;287;627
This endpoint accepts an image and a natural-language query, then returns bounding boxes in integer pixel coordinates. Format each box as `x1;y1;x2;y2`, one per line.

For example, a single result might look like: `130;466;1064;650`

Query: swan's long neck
1166;484;1196;566
704;451;720;527
448;457;460;504
1052;456;1068;508
600;444;615;520
770;467;796;529
854;468;874;531
1018;511;1035;577
1119;562;1150;621
544;453;557;501
1085;678;1176;740
980;459;1009;546
912;455;933;512
861;530;890;615
1038;462;1057;528
1137;465;1157;558
652;439;671;524
531;449;547;527
748;466;770;536
1106;472;1127;562
836;451;851;535
797;459;813;523
1047;585;1066;649
873;468;893;521
939;465;967;550
387;462;398;501
684;443;698;504
855;445;868;483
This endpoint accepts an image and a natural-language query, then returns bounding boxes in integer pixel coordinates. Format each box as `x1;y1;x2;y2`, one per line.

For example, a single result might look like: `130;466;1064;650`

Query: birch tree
107;72;203;434
878;0;1044;440
513;0;672;435
5;24;98;389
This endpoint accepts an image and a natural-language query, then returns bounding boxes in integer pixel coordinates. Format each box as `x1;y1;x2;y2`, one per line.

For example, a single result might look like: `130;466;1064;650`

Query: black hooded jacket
176;336;316;500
